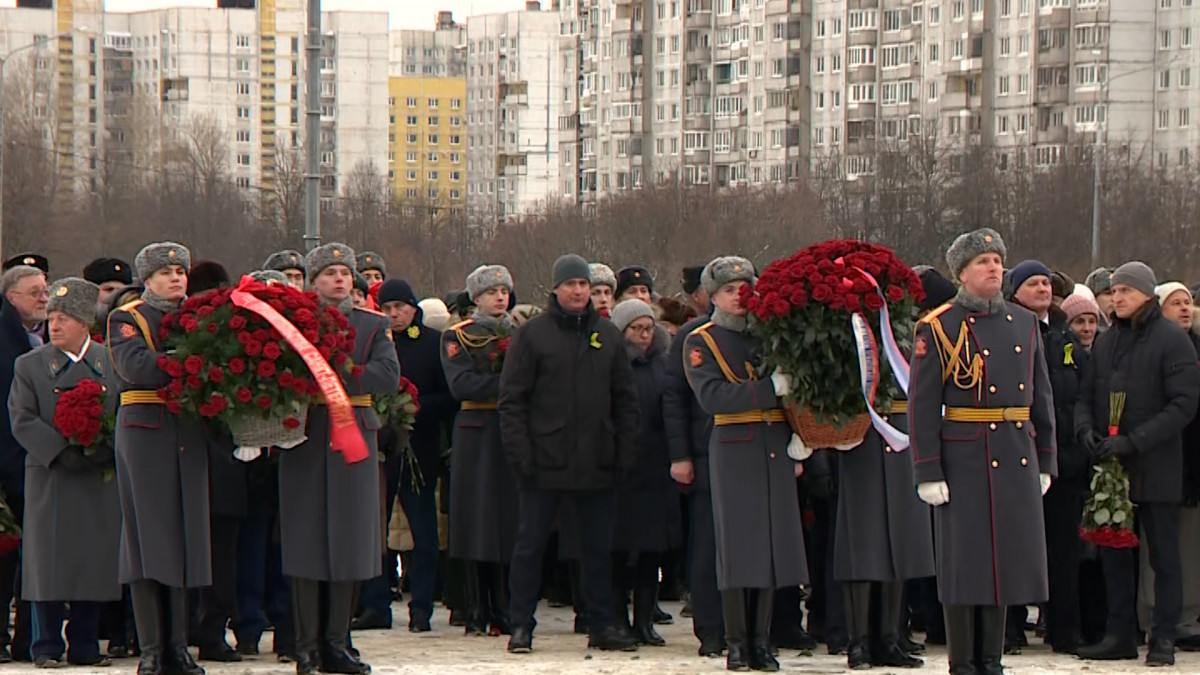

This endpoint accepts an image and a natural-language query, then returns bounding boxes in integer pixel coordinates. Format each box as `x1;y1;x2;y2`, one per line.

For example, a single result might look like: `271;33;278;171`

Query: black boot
632;583;666;646
842;581;872;670
975;606;1005;675
611;579;636;642
749;590;779;672
944;604;979;675
461;562;488;637
131;581;165;675
722;590;750;671
488;564;512;636
291;579;321;675
321;582;370;674
873;582;922;668
166;587;204;675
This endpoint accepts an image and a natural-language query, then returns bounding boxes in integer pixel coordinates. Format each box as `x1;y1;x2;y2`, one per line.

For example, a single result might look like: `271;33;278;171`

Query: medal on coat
445;342;460;359
688;348;702;368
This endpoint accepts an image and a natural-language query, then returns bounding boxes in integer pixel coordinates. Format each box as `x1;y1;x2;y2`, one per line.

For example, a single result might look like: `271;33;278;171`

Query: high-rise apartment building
464;4;563;222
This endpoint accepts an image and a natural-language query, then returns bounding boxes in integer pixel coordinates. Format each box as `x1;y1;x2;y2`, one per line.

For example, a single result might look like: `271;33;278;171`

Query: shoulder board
116;299;145;313
918;303;952;325
448;319;475;331
687;321;715;338
354;306;386;317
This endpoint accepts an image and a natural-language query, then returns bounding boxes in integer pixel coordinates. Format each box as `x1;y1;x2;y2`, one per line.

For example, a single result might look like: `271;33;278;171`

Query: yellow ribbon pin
589;332;602;349
1063;342;1075;367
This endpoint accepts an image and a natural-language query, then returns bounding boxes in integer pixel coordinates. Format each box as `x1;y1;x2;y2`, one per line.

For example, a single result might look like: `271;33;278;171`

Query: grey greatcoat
442;317;519;563
108;300;211;588
834;412;935;582
909;298;1057;606
9;342;121;602
683;319;808;591
279;306;400;582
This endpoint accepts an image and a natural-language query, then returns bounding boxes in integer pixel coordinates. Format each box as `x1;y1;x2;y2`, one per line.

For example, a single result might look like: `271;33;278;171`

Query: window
428;116;439;126
849;83;875;103
929;4;940;24
406;115;418;126
237;106;251;119
952;0;964;19
237;130;252;143
1075;24;1109;48
450;116;461;126
429;152;439;162
814;56;825;74
407;97;417;107
237;58;250;73
236;82;251;96
1161;30;1172;50
1018;74;1029;93
236;177;251;189
999;37;1010;57
929;43;940;62
848;47;875;66
713;130;731;153
1185;28;1193;48
450;152;461;163
928;81;939;100
1074;104;1106;125
848;10;877;30
1158;109;1170;129
428;134;439;145
883;9;902;31
236;34;252;48
406;151;417;163
1180;108;1191;128
1160;70;1172;90
1019;32;1031;53
998;76;1010;95
450;135;461;145
237;153;251;166
1035;146;1063;167
1075;63;1108;87
1183;68;1193;88
997;115;1009;134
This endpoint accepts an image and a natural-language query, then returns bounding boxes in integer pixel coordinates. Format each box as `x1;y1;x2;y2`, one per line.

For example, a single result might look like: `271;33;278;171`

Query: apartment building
465;4;563;222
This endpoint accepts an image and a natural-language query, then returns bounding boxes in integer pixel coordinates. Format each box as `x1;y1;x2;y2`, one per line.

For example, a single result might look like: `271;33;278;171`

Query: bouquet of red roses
488;332;512;373
53;379;116;480
1080;392;1139;549
159;278;357;449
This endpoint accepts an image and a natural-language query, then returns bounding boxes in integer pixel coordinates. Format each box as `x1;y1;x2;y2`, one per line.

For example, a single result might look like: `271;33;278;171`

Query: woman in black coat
609;300;681;647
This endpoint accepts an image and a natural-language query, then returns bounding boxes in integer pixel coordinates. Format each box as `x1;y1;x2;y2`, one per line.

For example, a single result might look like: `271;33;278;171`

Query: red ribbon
229;276;369;464
1107;425;1120;437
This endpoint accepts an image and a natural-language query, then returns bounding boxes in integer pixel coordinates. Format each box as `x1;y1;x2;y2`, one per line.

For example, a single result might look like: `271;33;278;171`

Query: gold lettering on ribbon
229;276;369;463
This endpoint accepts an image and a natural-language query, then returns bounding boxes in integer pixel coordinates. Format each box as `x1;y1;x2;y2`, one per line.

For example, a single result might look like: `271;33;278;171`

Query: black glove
1079;429;1104;453
1097;435;1136;460
86;443;115;468
55;446;91;473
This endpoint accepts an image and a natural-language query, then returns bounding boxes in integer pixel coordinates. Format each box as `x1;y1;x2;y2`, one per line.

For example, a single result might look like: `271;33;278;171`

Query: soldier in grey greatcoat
683;256;809;673
442;264;519;637
262;251;307;292
909;228;1057;675
278;243;400;675
9;278;119;667
356;252;387;285
107;242;208;675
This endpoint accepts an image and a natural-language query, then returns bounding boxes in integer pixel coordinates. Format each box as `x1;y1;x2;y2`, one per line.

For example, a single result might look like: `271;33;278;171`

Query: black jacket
1183;330;1200;506
0;301;43;491
626;329;671;491
392;310;458;482
498;296;639;491
1031;306;1090;488
663;314;714;491
1076;301;1200;504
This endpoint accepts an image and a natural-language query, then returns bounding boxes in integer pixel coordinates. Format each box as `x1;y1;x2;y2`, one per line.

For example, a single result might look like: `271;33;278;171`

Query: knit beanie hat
616;266;654;299
1007;260;1051;297
611;298;656;332
945;228;1006;278
1110;261;1157;298
377;278;419;307
135;242;191;280
46;277;100;326
1155;281;1192;307
553;254;591;288
588;263;617;290
1062;293;1101;323
419;298;451;331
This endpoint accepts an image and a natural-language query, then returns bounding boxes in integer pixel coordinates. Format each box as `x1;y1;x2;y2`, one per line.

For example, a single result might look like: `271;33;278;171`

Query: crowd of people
0;229;1196;675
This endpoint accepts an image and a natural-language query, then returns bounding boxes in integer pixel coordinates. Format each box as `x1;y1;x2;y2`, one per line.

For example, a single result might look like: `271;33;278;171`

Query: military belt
888;401;907;415
713;409;787;426
120;390;165;406
312;394;374;408
943;406;1030;423
461;400;498;411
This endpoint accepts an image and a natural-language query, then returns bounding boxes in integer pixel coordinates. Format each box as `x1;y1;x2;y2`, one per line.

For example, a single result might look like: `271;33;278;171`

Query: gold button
1018;383;1026;391
1015;345;1022;353
1021;457;1028;466
969;317;976;324
989;385;997;393
1007;314;1013;321
989;423;997;431
983;349;991;356
769;452;776;459
1016;422;1024;429
991;459;999;468
885;446;893;453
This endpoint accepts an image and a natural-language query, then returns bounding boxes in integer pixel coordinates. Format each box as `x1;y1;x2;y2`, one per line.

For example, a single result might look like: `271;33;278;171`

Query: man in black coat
0;264;48;663
356;278;457;633
499;254;640;655
1005;260;1089;655
1076;261;1200;667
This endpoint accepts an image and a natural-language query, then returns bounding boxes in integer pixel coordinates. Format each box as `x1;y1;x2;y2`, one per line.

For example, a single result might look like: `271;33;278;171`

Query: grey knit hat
1110;261;1157;298
356;251;386;277
611;298;656;332
589;263;617;290
700;256;756;295
263;250;306;275
46;277;100;326
552;254;591;288
1085;267;1114;295
945;228;1006;278
304;243;356;278
134;242;191;280
465;264;513;300
249;269;289;285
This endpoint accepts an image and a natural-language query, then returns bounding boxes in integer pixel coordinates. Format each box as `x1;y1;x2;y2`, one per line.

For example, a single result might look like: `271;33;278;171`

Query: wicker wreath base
785;405;871;450
230;407;309;449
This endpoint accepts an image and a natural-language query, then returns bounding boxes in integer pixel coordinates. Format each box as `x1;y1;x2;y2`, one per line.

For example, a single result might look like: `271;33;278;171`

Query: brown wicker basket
785;404;871;450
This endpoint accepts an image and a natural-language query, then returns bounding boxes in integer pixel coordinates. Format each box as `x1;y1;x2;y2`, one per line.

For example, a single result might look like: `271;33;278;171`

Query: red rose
788;289;808;307
229;358;246;375
166;400;183;414
235;387;253;404
283;417;301;429
207;367;224;384
237;331;252;344
255;395;272;409
157;355;170;372
186;375;203;389
812;284;833;302
165;359;184;378
279;372;296;387
864;294;885;311
198;404;216;418
262;342;283;361
302;329;319;343
256;360;276;378
844;294;861;312
351;366;364;378
196;306;214;319
498;337;511;352
184;355;204;376
229;315;247;331
206;322;219;334
208;394;228;413
244;341;263;357
886;285;905;302
318;345;332;360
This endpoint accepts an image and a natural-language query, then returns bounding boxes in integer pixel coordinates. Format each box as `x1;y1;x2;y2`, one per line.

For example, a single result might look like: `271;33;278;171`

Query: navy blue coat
0;301;46;516
391;309;458;485
664;314;714;492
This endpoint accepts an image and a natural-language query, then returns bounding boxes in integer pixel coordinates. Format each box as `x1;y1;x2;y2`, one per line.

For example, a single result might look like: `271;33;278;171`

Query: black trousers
688;488;723;641
198;514;242;649
509;489;615;633
31;601;102;662
1043;483;1085;647
1100;502;1181;640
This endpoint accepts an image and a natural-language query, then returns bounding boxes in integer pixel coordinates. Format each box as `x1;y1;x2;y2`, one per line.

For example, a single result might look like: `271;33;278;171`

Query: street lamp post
0;28;83;260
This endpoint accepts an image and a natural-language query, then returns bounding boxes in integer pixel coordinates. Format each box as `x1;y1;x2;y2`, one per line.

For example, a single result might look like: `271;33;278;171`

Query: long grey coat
683;320;808;590
9;342;121;602
442;318;519;563
108;300;211;588
279;307;400;582
834;412;935;582
910;299;1057;606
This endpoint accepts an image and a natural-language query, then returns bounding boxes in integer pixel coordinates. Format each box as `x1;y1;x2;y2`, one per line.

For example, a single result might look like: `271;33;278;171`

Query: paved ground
9;601;1199;673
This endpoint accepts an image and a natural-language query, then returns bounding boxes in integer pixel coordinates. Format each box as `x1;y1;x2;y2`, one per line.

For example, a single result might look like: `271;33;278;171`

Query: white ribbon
851;313;910;451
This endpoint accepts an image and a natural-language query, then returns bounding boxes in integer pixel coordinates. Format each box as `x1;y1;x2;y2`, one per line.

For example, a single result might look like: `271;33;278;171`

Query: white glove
917;481;950;506
770;368;793;398
233;447;263;463
1040;473;1052;496
786;434;811;461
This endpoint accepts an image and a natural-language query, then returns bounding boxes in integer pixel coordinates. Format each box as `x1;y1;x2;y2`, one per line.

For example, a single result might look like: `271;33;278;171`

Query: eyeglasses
625;324;655;336
16;288;49;300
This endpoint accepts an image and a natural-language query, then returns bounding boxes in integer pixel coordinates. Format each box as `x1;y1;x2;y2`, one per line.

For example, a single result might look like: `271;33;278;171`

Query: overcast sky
0;1;534;31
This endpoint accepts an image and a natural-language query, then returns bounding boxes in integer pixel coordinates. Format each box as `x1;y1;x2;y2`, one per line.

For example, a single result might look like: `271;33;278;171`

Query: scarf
955;287;1005;315
711;308;747;332
142;289;182;313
